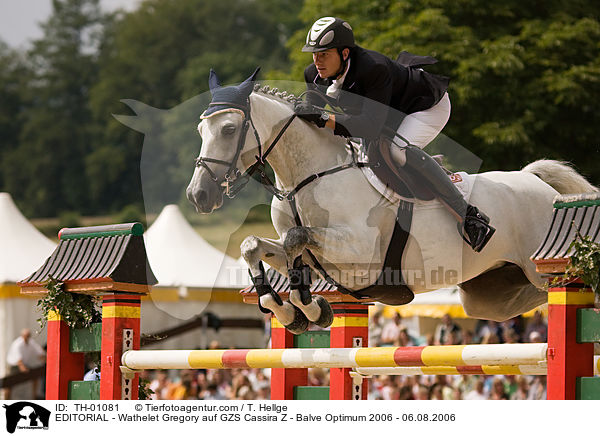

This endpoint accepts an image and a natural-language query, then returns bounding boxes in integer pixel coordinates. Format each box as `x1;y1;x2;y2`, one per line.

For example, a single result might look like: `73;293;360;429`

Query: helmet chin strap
326;49;349;81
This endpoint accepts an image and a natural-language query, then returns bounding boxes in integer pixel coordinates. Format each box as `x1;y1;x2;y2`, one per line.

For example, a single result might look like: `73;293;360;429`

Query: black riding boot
402;145;496;252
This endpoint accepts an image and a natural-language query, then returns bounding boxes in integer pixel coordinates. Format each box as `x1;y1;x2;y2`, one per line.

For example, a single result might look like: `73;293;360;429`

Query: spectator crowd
366;310;547;400
139;310;548;400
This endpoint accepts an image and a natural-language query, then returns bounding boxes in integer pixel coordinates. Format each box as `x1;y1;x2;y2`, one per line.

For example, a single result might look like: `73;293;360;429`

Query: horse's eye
222;124;236;135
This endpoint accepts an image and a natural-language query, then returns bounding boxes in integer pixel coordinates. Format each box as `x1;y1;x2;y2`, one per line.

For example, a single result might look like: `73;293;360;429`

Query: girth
291;196;415;306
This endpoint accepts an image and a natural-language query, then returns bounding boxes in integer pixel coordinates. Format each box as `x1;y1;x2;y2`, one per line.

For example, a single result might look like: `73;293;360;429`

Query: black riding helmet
302;17;355;52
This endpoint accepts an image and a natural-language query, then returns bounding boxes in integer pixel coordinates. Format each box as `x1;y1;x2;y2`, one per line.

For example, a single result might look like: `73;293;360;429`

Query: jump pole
353;364;547;377
353;355;600;377
120;343;549;370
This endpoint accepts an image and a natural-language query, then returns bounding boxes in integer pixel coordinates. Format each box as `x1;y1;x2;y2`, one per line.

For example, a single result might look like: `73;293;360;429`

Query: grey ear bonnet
202;67;260;117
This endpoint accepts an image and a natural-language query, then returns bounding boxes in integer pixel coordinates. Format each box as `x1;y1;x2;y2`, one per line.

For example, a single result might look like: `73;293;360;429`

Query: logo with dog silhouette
3;402;50;433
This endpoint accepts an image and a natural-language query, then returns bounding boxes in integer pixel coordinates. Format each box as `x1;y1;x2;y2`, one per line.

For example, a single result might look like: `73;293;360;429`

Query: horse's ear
208;69;221;93
248;67;260;83
239;67;260;96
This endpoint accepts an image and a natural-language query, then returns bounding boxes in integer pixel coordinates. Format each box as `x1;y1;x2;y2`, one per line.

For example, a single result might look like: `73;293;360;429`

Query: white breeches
392;92;451;149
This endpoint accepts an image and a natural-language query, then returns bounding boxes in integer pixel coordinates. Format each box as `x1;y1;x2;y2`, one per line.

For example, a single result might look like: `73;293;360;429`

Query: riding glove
293;101;328;128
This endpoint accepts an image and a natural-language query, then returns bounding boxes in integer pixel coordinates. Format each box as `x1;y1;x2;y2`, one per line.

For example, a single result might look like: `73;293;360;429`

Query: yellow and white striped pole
121;343;548;370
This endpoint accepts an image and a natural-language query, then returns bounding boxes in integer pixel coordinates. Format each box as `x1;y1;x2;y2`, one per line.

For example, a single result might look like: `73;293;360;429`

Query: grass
183;203;279;257
194;221;278;258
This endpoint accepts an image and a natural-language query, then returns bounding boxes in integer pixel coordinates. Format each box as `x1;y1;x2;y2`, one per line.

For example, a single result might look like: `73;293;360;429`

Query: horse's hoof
313;295;334;328
284;306;309;335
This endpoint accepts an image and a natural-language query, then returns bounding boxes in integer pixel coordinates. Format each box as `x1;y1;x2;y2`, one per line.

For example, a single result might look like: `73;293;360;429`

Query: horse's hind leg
284;227;334;329
241;235;309;334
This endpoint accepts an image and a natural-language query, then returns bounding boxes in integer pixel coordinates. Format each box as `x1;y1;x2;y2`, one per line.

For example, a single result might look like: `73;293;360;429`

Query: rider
295;17;495;252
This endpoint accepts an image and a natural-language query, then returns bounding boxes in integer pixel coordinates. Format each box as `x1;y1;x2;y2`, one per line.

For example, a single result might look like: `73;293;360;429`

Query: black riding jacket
304;46;449;140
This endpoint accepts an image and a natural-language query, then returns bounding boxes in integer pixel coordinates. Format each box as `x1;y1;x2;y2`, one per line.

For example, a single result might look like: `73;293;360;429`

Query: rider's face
312;49;343;79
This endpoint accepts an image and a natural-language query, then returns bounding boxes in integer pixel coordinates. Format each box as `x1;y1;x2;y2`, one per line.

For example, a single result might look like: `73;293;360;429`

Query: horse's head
186;68;260;213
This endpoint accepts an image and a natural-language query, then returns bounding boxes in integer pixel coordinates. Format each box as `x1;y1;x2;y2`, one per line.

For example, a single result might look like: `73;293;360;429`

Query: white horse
186;70;598;334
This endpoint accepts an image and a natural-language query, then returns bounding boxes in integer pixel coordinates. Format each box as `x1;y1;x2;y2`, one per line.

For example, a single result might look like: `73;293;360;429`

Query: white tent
143;205;258;328
0;193;56;284
0;192;56;397
144;204;250;289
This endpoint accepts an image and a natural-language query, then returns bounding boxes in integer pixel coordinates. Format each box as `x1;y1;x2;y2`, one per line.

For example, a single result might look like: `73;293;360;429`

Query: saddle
367;137;449;201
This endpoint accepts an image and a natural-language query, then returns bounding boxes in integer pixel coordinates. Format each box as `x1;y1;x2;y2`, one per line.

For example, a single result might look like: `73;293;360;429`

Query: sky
0;0;142;48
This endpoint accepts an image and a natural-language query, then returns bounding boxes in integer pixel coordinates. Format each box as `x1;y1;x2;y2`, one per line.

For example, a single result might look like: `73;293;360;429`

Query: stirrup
457;217;496;253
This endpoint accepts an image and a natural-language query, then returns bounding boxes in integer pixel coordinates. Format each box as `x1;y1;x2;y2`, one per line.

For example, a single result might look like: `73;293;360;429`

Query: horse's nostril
197;190;208;205
186;186;208;208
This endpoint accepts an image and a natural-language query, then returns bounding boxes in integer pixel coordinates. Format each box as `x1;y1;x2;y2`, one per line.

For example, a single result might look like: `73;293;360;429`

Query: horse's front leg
283;227;334;329
240;235;310;334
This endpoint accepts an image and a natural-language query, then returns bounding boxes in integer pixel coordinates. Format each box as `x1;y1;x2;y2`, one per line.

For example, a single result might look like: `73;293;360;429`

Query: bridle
194;100;297;199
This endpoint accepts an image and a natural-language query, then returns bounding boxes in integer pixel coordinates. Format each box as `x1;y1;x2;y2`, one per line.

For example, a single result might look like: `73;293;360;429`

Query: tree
2;0;106;216
0;41;31;193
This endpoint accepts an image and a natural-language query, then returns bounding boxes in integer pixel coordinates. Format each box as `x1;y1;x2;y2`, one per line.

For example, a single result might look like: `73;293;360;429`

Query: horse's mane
252;84;299;106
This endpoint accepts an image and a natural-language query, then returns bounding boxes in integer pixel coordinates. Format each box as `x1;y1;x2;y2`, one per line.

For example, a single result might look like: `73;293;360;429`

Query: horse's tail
522;159;599;194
